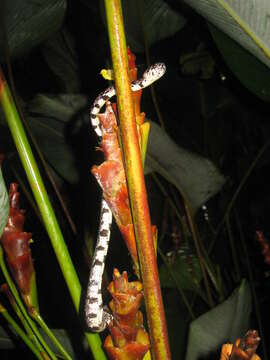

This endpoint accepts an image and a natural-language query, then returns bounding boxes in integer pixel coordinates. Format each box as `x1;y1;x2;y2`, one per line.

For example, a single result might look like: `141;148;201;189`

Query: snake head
145;62;166;80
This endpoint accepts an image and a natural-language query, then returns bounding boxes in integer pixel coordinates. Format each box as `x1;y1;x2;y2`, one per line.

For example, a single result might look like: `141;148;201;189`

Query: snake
85;62;166;332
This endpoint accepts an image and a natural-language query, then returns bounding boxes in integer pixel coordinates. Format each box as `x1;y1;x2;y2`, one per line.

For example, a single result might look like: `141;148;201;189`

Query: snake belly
85;62;166;332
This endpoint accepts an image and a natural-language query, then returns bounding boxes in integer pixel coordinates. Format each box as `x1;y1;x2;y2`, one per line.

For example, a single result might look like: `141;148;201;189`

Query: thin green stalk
0;246;57;360
6;57;77;236
1;283;45;356
31;310;72;360
0;66;106;360
0;304;44;360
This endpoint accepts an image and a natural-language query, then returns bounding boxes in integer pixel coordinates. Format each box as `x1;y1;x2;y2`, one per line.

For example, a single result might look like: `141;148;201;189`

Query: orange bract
104;269;150;360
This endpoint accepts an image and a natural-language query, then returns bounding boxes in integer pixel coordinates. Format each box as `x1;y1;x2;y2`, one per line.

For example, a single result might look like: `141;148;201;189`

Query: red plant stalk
0;183;38;310
91;48;159;358
91;87;155;359
104;1;171;356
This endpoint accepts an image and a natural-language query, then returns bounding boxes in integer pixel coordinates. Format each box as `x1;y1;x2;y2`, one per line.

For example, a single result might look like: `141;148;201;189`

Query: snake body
85;62;166;332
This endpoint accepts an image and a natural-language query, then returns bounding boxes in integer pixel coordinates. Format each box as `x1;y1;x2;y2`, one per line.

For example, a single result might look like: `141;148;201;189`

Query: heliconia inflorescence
104;269;151;360
91;48;156;277
91;48;156;357
220;330;261;360
0;183;38;310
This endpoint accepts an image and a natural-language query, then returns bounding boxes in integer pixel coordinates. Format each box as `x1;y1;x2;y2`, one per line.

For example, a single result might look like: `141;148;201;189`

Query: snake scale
85;62;166;332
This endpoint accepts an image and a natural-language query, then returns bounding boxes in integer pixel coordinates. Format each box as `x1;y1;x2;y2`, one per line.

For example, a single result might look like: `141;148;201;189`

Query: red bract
91;49;154;275
92;48;157;357
104;269;150;360
230;330;260;360
256;230;270;266
0;183;36;307
91;101;139;273
220;330;261;360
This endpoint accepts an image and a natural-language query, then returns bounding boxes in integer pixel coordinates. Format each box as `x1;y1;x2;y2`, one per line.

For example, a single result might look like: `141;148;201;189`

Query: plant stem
0;303;44;360
104;1;171;358
31;310;72;360
0;66;106;360
0;246;56;359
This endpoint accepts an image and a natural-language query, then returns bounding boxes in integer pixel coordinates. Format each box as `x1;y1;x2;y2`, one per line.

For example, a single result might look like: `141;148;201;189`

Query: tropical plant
0;1;269;359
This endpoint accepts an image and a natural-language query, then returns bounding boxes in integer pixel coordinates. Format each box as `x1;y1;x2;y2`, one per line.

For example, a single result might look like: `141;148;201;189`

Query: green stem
0;246;56;359
31;310;72;360
0;304;44;360
1;284;44;355
0;66;106;360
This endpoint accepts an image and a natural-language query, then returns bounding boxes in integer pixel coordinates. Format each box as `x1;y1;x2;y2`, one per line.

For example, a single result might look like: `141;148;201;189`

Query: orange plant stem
104;1;171;359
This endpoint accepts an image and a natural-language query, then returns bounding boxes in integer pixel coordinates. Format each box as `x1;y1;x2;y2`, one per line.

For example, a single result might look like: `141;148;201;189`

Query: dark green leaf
41;28;81;93
26;94;89;184
0;324;13;349
159;248;202;292
209;25;270;102
100;0;186;53
185;279;252;360
0;0;67;61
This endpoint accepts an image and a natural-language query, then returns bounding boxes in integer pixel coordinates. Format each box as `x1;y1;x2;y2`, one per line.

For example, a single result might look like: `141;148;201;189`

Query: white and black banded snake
85;62;166;332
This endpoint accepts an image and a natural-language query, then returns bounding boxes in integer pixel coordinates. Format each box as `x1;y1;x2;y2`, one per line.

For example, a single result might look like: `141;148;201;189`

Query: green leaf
209;24;270;101
185;279;252;360
26;94;89;184
159;247;202;292
41;328;77;359
183;0;270;72
123;0;186;52
0;0;67;61
0;163;9;238
3;94;224;209
0;325;13;349
41;28;81;93
146;122;225;211
0;326;77;358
